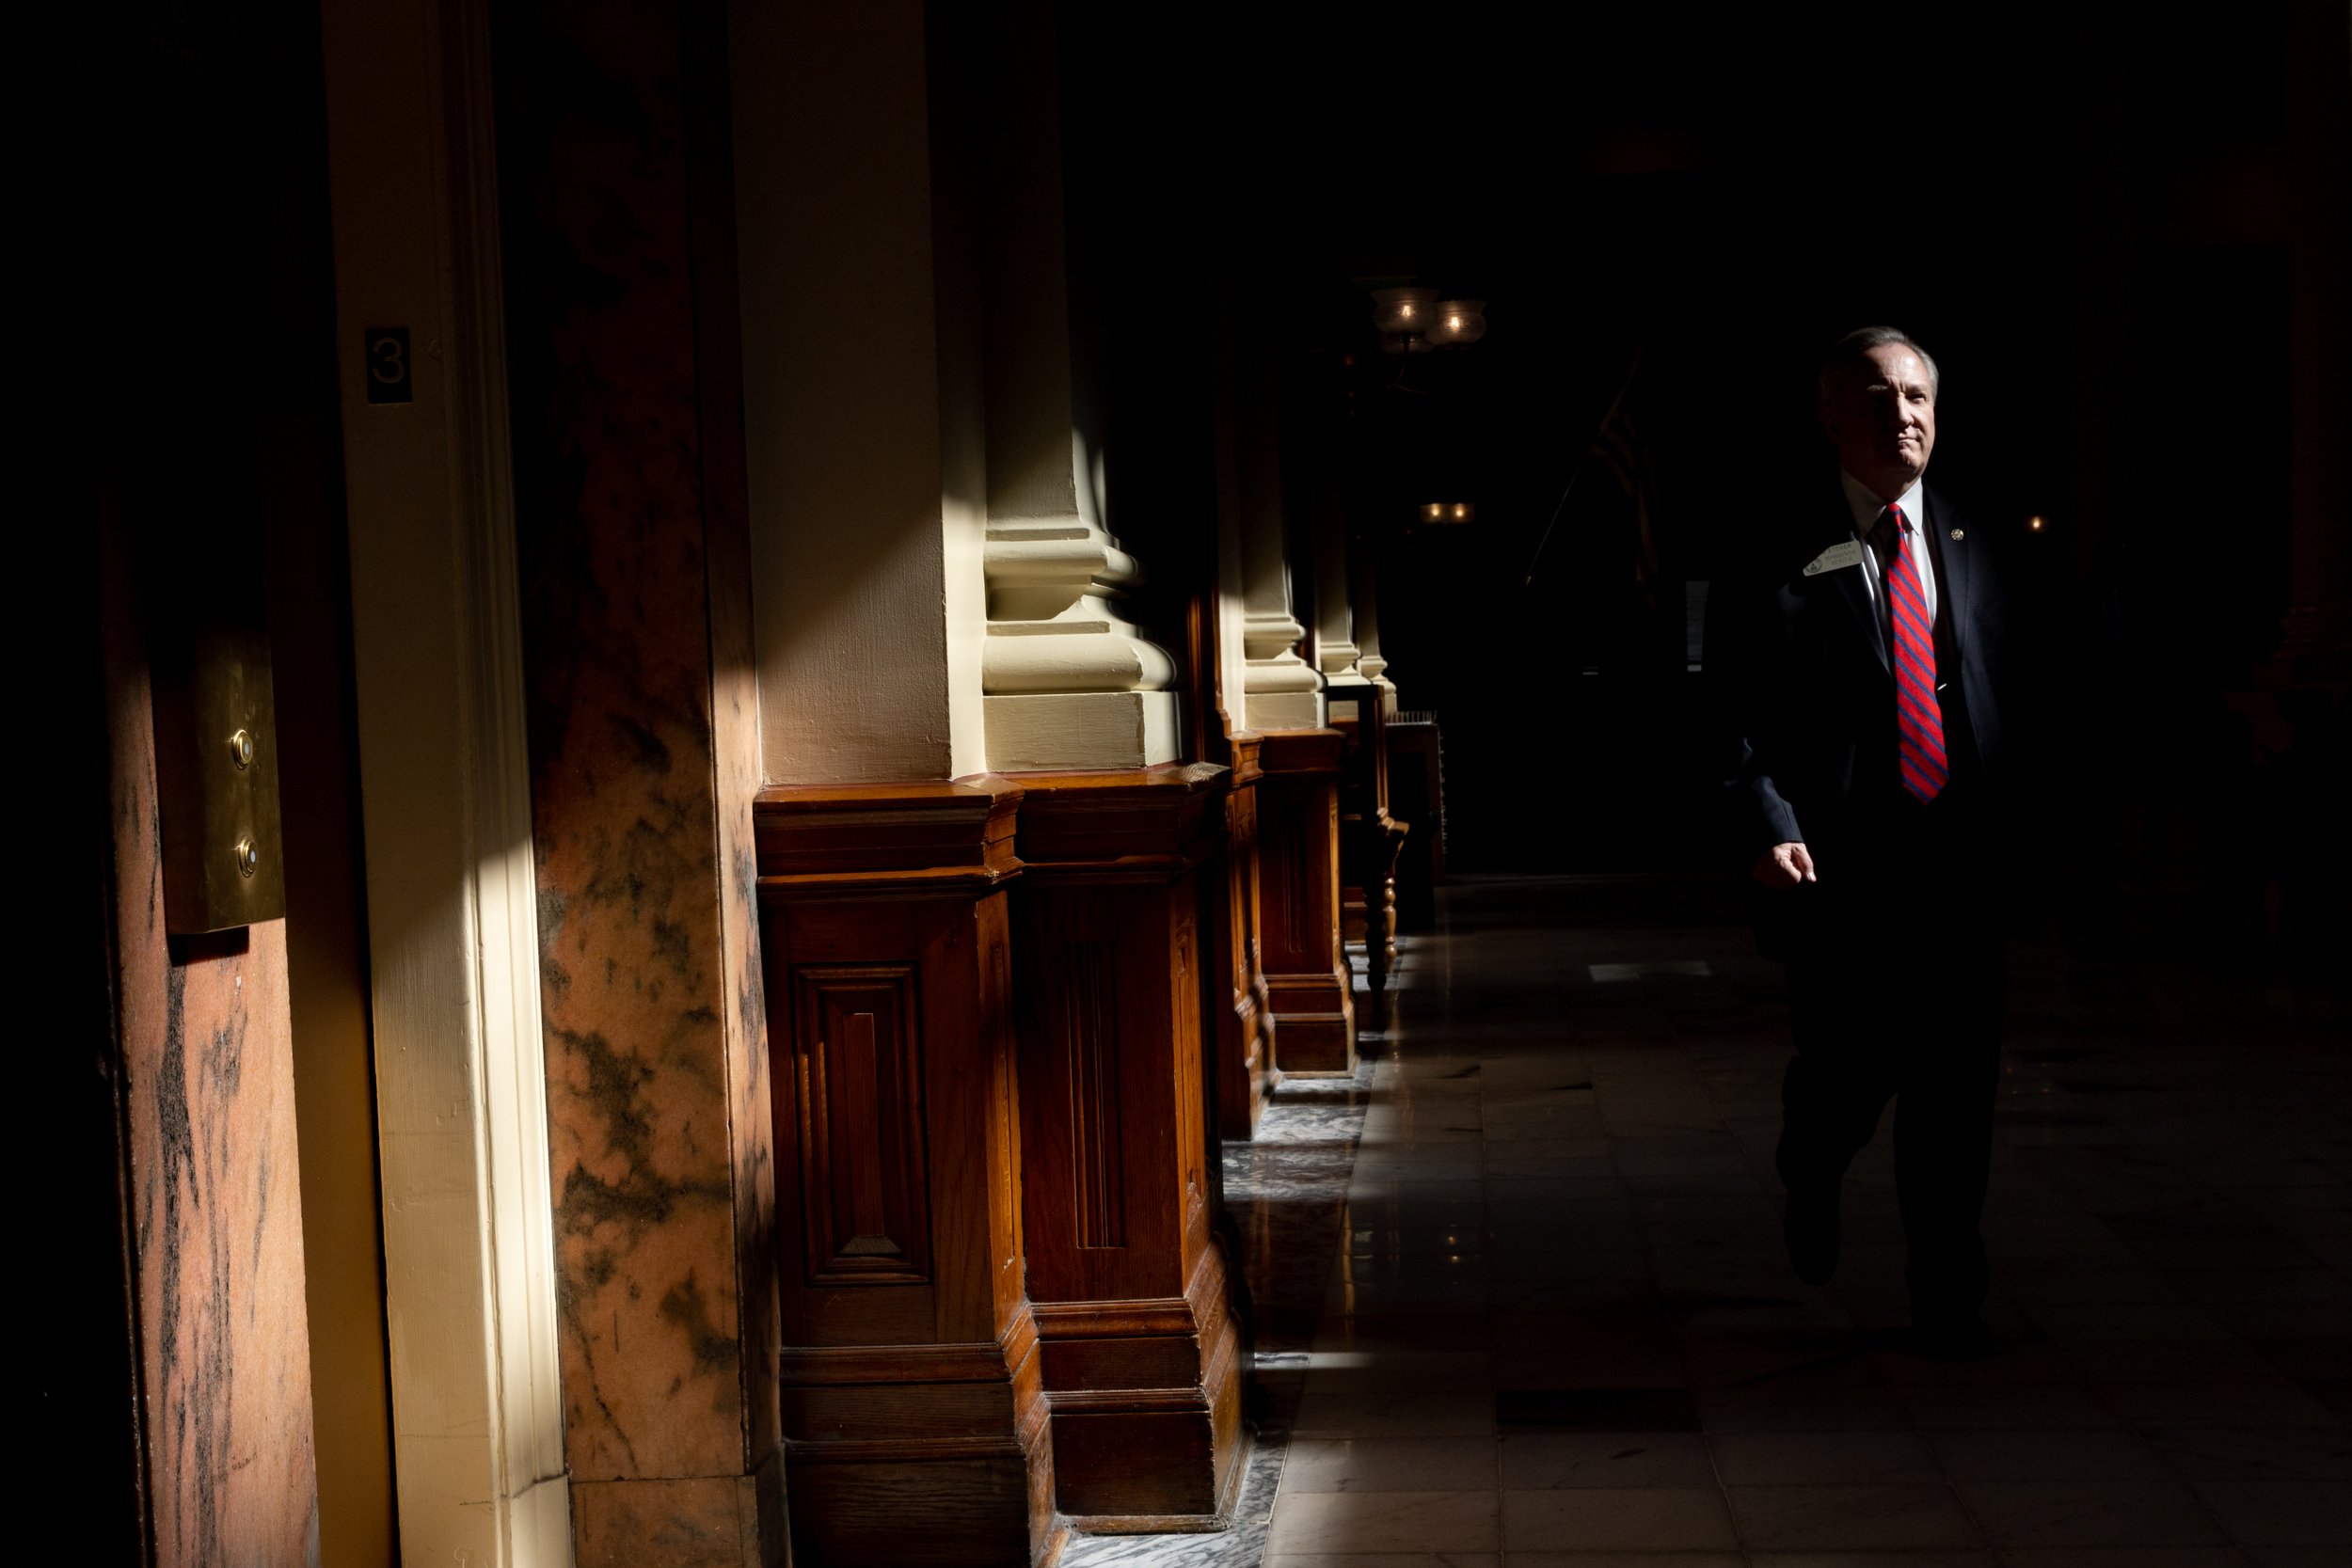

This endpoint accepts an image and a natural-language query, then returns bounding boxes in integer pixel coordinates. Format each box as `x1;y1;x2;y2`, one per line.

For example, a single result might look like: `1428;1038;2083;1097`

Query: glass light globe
1427;299;1487;346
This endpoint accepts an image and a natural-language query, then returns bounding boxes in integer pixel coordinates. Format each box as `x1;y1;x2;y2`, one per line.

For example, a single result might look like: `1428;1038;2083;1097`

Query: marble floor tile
1281;1437;1501;1494
1724;1483;1983;1550
1290;1385;1501;1439
1499;1487;1740;1552
2102;1381;2344;1428
1982;1553;2249;1568
1264;1490;1501;1555
2057;1336;2286;1385
1999;1269;2189;1305
1681;1333;1882;1389
1953;1479;2233;1548
2169;1268;2352;1306
2142;1425;2352;1481
1893;1382;2122;1431
1708;1429;1941;1484
1492;1388;1701;1432
1697;1386;1912;1433
1311;1316;1498;1355
1495;1432;1718;1488
1923;1426;2173;1481
2188;1480;2352;1546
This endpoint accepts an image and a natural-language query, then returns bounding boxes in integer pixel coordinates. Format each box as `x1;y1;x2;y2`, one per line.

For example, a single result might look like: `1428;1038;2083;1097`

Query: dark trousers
1772;802;2008;1320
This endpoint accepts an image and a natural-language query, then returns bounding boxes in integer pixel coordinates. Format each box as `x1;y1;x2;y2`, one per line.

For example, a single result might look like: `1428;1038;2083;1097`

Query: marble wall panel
687;9;784;1465
498;0;782;1556
103;546;321;1565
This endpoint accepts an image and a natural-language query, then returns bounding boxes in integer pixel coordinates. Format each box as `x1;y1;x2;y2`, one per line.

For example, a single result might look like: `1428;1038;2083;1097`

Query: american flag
1591;400;1661;602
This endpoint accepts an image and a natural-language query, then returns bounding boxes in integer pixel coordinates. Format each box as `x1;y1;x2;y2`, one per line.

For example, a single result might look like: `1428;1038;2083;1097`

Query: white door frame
319;0;572;1560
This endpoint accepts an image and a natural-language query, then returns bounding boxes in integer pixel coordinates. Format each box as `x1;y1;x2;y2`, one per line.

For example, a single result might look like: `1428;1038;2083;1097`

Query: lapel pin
1950;528;1965;541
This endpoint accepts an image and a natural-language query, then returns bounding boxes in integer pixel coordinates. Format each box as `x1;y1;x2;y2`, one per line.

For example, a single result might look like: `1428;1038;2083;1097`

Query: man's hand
1752;841;1818;889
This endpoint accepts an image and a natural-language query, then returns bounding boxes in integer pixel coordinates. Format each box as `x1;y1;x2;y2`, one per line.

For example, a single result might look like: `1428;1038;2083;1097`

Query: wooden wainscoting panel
1059;941;1128;1251
790;963;931;1285
756;779;1056;1567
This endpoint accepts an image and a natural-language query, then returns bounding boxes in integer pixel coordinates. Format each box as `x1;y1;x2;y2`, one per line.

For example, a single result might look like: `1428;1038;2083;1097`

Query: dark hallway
64;2;2345;1562
1095;876;2350;1565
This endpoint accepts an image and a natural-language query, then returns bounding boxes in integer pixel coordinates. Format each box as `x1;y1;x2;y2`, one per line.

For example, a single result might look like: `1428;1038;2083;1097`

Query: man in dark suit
1724;325;2020;1358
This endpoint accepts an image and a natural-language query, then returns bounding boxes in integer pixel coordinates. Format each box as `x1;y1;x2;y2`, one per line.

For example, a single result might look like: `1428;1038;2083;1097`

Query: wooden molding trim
1225;731;1264;788
1030;1296;1197;1339
1029;1235;1232;1342
785;1433;1035;1464
776;1308;1040;1386
755;776;1022;887
1046;1386;1213;1416
1256;726;1344;776
1009;762;1230;875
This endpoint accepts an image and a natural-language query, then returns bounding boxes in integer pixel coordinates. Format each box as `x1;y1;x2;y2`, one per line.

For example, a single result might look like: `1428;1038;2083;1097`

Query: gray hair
1820;325;1940;404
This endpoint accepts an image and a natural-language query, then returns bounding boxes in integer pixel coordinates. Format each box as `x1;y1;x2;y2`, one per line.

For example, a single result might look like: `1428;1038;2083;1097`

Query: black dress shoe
1913;1312;1993;1362
1783;1177;1840;1286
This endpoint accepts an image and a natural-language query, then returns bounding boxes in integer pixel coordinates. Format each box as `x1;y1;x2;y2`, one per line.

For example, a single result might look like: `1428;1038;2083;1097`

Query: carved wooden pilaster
1332;685;1406;1011
1206;734;1272;1136
1256;729;1354;1075
755;781;1062;1568
1009;764;1251;1528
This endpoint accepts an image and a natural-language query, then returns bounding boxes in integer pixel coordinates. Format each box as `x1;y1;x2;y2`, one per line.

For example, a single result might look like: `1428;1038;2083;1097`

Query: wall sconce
2026;514;2048;533
1425;300;1486;346
1373;286;1437;336
1374;286;1484;354
1419;501;1475;525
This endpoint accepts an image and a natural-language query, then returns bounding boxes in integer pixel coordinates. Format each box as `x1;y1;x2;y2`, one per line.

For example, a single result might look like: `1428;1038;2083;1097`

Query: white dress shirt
1840;469;1938;639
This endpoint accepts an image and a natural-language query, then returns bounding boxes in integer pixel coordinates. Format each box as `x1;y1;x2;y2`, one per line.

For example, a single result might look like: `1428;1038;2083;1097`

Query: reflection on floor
1068;873;2351;1567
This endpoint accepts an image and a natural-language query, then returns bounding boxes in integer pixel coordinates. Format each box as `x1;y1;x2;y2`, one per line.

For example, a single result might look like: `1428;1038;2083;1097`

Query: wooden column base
778;1327;1064;1568
1035;1245;1249;1529
1257;729;1354;1076
1011;765;1252;1526
756;783;1059;1568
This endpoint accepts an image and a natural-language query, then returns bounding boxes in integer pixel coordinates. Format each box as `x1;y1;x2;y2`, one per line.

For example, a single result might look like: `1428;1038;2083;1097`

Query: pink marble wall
103;540;321;1565
498;1;783;1560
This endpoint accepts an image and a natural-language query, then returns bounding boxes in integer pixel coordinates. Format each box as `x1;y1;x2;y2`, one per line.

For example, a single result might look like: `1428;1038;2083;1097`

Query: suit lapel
1928;484;1973;664
1805;486;1887;674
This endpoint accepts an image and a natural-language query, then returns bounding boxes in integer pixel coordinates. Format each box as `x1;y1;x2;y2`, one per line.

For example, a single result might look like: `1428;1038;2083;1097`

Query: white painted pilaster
1235;337;1323;731
321;0;571;1557
733;0;988;785
978;0;1179;770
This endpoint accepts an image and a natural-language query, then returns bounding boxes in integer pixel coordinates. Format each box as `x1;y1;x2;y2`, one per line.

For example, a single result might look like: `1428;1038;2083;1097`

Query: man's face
1821;343;1937;493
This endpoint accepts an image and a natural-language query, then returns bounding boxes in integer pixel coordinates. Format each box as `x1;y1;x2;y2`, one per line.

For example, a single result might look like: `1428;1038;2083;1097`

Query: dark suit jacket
1722;480;2023;959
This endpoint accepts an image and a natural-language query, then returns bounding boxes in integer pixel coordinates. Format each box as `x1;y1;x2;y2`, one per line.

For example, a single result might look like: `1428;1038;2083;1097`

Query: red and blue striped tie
1883;504;1947;802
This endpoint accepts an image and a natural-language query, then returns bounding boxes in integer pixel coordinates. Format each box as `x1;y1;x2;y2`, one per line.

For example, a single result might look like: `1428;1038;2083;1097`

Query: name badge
1803;540;1865;577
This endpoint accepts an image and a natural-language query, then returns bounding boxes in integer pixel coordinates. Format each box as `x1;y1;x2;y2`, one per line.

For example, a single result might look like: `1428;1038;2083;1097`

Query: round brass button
229;728;255;769
235;837;260;878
